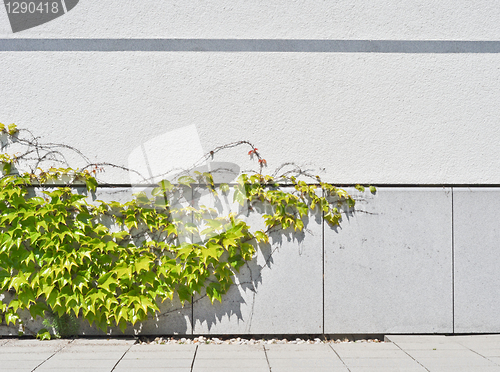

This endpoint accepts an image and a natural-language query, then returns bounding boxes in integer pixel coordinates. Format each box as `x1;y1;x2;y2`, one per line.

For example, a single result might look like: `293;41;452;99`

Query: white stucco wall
1;1;499;184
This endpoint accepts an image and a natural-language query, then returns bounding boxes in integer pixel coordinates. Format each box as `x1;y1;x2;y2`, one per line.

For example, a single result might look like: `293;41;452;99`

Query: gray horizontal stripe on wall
0;39;500;53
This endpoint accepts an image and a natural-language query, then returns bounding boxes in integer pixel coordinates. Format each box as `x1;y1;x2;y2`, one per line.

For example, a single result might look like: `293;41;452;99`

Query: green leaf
8;123;18;135
201;242;221;263
114;263;132;280
220;183;230;194
36;328;52;340
178;176;195;187
254;231;269;243
85;177;98;192
369;185;377;194
2;162;11;174
134;256;153;273
355;184;365;192
97;272;117;292
5;311;20;326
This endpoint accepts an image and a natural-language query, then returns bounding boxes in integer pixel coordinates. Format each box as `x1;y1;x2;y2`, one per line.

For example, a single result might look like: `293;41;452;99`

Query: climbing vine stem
0;124;373;338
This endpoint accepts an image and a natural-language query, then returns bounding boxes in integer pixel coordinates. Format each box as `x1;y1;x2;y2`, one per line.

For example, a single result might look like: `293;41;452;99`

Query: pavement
1;335;500;372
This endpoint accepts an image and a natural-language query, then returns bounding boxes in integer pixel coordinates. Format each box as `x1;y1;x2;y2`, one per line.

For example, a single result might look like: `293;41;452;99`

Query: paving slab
347;368;428;372
192;369;269;372
5;338;71;349
483;357;500;365
116;358;193;369
331;348;410;358
0;360;46;371
114;369;192;372
270;369;348;372
38;357;118;369
268;357;345;368
123;351;196;359
472;350;500;358
386;335;469;350
196;344;265;355
52;351;125;360
453;335;500;354
333;342;401;349
36;369;112;372
424;367;500;372
193;359;269;368
264;343;334;352
341;357;426;368
71;338;136;346
404;349;491;359
128;344;197;352
416;356;497;367
0;352;54;360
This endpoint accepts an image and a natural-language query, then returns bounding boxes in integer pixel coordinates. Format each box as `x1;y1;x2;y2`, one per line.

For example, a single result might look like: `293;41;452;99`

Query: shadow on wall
0;188;360;336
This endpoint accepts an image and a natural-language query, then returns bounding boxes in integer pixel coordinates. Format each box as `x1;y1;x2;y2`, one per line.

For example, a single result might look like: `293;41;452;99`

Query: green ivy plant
0;124;374;338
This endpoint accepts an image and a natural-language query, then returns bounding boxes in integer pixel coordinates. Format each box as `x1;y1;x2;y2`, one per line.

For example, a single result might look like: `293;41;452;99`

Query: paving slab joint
190;344;199;372
328;343;352;372
263;345;272;372
109;340;135;372
385;336;432;372
31;339;74;372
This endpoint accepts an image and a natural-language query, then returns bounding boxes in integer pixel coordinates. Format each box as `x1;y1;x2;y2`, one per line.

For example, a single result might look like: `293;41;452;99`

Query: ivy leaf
10;273;28;291
201;242;221;264
85;177;98;192
254;231;269;243
233;187;246;206
114;263;132;280
18;287;36;305
355;184;365;192
206;283;222;304
178;176;195;187
2;162;11;175
5;311;20;326
29;302;48;319
8;123;18;135
134;256;153;273
98;272;117;292
220;183;230;194
36;329;52;340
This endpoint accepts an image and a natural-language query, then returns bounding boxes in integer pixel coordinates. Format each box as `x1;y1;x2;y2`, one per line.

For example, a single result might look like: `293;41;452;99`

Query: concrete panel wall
193;188;324;335
454;188;500;334
325;188;453;334
1;186;500;335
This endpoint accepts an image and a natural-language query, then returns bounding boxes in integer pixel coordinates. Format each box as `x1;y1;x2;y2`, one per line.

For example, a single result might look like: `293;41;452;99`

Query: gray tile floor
1;335;500;371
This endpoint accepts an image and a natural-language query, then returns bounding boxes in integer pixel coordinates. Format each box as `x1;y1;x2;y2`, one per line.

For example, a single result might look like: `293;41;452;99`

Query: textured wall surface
1;1;500;39
1;1;499;184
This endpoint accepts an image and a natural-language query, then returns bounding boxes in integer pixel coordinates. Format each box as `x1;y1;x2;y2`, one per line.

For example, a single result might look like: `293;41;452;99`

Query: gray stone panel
193;187;324;334
453;188;500;333
324;187;453;333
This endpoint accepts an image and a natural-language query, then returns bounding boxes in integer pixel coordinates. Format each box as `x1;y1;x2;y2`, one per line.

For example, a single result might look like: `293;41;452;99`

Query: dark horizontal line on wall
0;39;500;53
